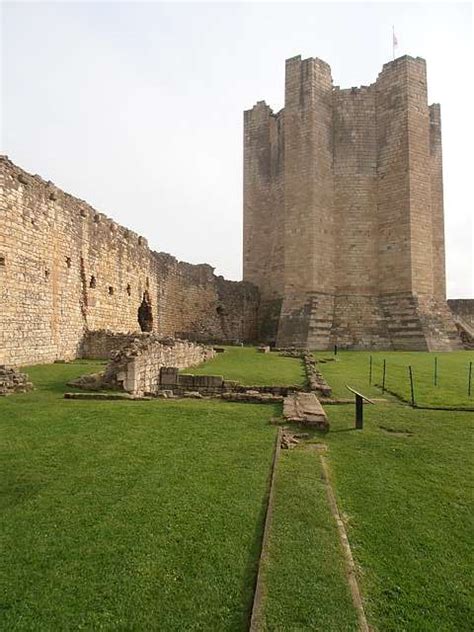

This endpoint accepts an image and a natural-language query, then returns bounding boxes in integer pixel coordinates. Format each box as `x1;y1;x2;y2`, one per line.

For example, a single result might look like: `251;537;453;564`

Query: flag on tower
392;26;398;59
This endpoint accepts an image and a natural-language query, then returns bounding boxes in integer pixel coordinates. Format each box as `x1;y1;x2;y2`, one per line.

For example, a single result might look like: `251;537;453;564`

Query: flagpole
392;25;395;60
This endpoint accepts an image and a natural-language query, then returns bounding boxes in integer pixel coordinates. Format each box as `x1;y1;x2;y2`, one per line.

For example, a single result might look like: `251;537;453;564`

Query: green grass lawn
2;352;473;631
256;351;473;631
321;403;473;632
259;448;358;631
189;346;305;386
317;350;474;407
0;362;278;630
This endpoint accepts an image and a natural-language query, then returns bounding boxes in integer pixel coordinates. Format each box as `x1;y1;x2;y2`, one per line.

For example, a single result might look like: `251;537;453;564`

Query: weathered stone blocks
0;156;259;367
282;392;329;430
244;55;462;351
0;366;33;395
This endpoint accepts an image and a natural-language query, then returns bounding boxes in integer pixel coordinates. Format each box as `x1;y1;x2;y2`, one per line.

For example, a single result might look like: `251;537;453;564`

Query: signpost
345;385;375;429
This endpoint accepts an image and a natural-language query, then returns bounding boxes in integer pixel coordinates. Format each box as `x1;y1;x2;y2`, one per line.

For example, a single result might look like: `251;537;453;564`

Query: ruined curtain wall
0;157;258;367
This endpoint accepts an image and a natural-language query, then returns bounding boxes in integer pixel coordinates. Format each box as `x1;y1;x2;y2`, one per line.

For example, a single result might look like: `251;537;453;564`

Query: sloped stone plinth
283;392;329;430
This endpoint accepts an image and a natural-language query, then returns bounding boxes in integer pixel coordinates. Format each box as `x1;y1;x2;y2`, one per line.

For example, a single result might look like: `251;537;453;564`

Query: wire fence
370;355;473;409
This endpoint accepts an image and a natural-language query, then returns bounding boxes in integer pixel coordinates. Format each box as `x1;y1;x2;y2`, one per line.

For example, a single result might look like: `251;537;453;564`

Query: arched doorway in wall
138;290;154;332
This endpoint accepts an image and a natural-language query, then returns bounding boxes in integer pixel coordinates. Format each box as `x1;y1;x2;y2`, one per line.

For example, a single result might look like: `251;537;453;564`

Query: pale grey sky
1;1;472;296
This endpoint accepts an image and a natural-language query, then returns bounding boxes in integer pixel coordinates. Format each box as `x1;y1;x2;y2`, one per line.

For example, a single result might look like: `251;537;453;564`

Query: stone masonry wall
448;300;474;331
243;55;462;351
102;336;215;396
0;157;259;367
80;330;139;360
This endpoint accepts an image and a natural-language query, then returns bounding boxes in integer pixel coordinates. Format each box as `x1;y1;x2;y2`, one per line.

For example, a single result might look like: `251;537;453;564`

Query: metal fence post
355;394;363;429
408;365;416;407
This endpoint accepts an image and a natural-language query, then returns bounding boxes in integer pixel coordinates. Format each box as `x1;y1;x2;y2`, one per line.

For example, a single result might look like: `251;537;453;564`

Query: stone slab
283;392;329;429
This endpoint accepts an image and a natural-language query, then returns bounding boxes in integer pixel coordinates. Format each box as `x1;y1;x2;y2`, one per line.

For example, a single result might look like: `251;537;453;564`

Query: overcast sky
1;1;472;296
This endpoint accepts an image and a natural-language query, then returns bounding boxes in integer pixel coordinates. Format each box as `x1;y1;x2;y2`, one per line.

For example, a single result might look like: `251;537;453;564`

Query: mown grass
0;362;278;630
321;403;473;631
317;350;473;407
3;353;473;631
259;448;358;631
189;346;305;386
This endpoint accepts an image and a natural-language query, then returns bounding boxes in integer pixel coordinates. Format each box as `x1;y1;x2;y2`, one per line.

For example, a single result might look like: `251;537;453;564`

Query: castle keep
244;55;462;350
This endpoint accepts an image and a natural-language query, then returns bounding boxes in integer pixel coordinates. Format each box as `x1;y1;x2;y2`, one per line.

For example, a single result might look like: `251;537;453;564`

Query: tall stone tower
243;55;461;350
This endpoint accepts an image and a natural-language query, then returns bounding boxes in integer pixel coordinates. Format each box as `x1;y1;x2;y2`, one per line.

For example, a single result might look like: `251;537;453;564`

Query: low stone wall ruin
70;342;333;407
80;330;138;359
279;349;332;397
0;366;33;396
448;299;474;348
96;335;215;396
157;367;298;400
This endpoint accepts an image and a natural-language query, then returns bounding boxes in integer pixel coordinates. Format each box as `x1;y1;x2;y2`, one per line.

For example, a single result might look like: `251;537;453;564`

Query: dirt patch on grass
379;425;414;438
305;442;328;453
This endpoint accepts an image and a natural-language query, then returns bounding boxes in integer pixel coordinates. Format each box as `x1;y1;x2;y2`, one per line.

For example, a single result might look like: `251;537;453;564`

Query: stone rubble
280;429;311;449
69;335;215;396
279;349;332;397
0;366;33;396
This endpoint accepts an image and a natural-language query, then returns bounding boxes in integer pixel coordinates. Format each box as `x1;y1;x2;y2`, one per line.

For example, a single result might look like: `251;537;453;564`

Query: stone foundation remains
282;392;329;430
71;334;305;401
0;366;33;396
77;335;215;396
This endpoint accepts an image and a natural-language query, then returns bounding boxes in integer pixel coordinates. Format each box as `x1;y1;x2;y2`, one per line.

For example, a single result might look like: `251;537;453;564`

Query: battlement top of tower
333;84;372;95
285;54;331;71
244;100;275;116
380;54;427;73
244;54;431;114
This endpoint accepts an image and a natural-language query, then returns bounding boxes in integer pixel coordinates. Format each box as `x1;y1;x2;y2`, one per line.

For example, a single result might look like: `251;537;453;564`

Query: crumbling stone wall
0;157;259;367
101;336;215;396
244;55;462;351
80;331;139;360
0;366;33;396
448;299;474;348
448;300;474;331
